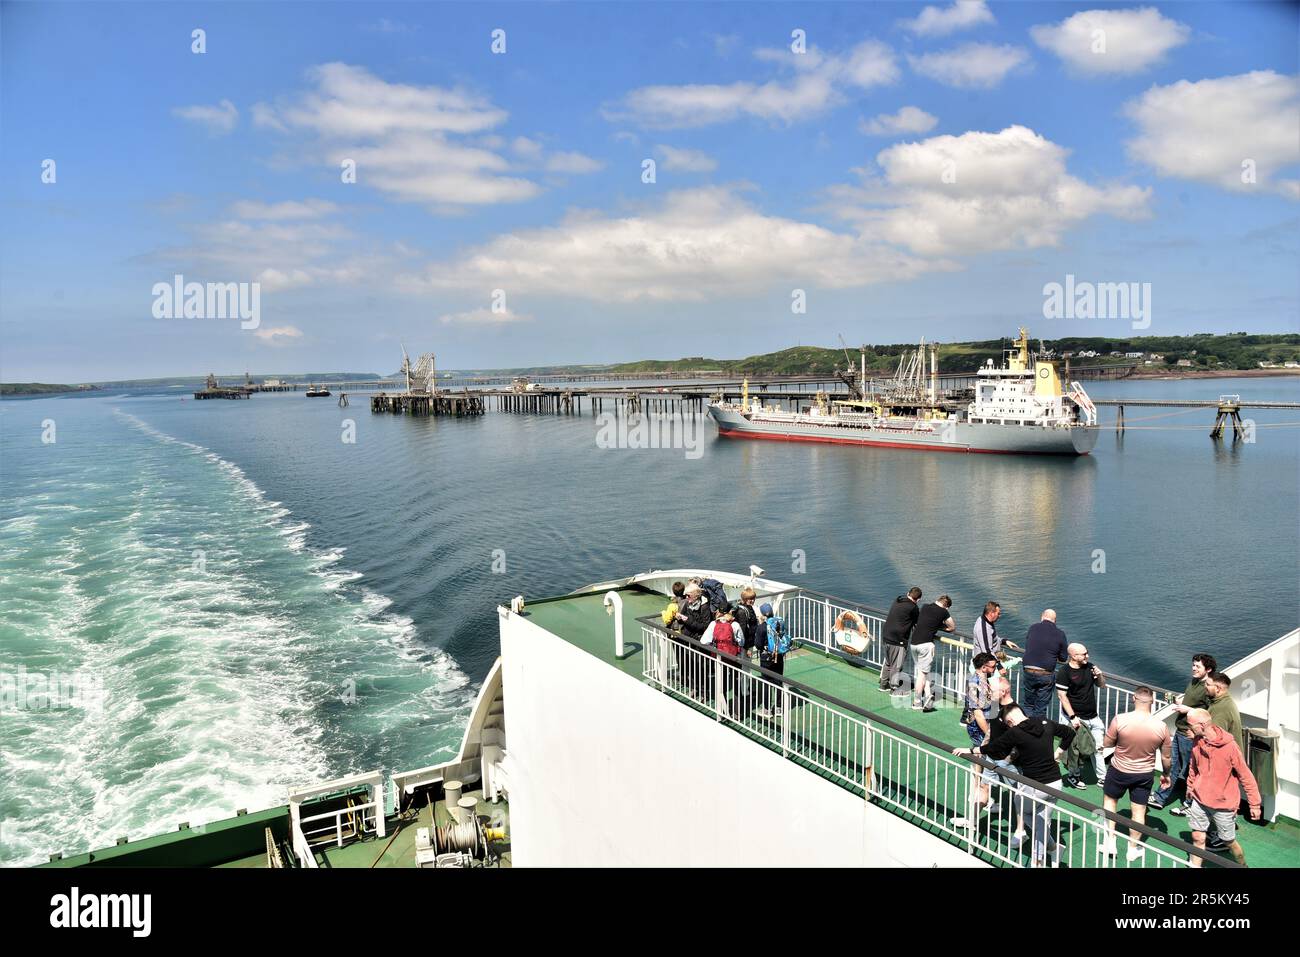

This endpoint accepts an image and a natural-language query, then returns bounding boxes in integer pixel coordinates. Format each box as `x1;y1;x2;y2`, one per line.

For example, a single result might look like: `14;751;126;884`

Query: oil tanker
708;329;1099;455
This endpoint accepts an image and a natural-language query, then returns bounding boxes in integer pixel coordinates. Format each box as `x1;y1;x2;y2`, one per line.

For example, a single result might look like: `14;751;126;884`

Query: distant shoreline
1125;368;1300;381
0;383;102;398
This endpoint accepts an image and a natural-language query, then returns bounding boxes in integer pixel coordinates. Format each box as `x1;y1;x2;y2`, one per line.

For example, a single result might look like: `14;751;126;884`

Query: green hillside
609;333;1300;375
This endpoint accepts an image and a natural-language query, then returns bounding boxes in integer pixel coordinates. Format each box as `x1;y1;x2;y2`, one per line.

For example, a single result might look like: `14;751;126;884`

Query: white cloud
841;125;1151;256
173;99;238;135
330;133;540;205
410;186;944;303
860;106;939;136
545;151;604;174
438;307;532;325
907;43;1029;88
655;145;718;172
253;63;539;208
250;102;287;132
899;2;995;38
609;40;898;128
511;136;543;160
1124;71;1300;198
1031;8;1190;75
253;325;305;344
259;62;505;137
230;199;339;220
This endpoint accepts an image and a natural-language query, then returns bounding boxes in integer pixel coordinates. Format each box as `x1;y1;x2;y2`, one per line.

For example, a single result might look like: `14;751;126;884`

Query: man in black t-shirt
909;595;955;711
1056;642;1107;787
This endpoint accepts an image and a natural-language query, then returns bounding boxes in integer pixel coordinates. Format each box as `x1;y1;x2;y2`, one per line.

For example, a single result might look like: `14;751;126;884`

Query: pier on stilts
370;392;485;416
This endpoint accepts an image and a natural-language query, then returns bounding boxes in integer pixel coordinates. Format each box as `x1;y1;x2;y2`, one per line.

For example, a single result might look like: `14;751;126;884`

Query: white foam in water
0;411;476;866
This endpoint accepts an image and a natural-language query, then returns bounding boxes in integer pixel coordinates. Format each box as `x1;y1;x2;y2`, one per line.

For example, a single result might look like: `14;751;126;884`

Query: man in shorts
1184;708;1262;867
1100;686;1171;863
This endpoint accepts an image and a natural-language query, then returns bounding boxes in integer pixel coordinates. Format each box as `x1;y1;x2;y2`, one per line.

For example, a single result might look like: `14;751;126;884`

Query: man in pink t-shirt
1100;686;1172;863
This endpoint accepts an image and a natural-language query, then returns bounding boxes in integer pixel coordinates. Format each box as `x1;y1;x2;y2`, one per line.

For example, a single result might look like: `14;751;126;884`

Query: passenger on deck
1205;671;1248;758
708;605;747;719
662;581;686;631
964;653;1001;746
1021;610;1068;719
733;587;760;658
677;583;712;640
880;587;921;696
1056;643;1107;788
755;602;792;719
972;601;1017;677
910;595;955;712
955;667;1023;837
1100;686;1172;862
1151;653;1217;813
1184;708;1262;868
954;706;1075;867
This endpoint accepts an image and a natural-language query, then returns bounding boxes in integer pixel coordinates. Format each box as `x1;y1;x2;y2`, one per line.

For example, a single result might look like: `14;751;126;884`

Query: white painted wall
499;608;986;867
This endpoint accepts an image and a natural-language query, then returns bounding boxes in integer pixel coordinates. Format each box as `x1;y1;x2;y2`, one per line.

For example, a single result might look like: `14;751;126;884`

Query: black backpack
699;578;729;613
733;603;758;643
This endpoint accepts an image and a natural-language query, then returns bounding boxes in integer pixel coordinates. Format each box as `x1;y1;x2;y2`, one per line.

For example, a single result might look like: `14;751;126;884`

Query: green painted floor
314;791;510;869
527;586;1300;869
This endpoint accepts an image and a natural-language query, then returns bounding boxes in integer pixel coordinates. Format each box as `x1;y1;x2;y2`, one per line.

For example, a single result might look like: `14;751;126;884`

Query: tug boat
709;329;1099;455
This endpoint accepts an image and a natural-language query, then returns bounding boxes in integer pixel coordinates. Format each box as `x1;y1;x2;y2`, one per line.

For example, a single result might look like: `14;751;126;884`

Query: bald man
1056;642;1107;787
1021;609;1069;719
1185;708;1261;867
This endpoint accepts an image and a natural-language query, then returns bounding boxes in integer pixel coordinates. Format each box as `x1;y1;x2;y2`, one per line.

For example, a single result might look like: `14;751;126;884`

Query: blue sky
1;1;1297;380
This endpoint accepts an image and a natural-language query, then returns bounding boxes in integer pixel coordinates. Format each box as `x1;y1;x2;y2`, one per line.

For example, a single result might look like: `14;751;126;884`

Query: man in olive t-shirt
1151;653;1215;811
1205;671;1247;756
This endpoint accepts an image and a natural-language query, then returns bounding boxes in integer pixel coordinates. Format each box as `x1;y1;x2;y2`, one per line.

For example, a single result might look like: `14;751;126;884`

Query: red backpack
712;619;741;656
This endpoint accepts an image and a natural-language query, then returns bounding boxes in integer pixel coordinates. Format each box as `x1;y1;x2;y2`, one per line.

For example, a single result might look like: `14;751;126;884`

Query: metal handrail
634;613;1235;867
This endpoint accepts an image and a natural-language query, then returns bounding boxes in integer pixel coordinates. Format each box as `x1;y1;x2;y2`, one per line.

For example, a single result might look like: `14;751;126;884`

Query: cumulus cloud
252;63;539;208
860;106;939;136
173;99;238;135
1031;7;1190;75
837;125;1151;256
438;307;532;325
410;186;944;303
899;1;995;37
253;325;305;344
655;145;718;172
608;40;898;128
907;43;1029;88
1123;71;1300;198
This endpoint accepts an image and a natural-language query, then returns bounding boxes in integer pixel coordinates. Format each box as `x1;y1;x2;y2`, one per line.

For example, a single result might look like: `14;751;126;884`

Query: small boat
305;385;331;397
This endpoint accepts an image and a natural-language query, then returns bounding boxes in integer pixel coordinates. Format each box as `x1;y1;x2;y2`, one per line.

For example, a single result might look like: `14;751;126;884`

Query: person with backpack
756;602;792;718
733;587;761;657
706;605;747;719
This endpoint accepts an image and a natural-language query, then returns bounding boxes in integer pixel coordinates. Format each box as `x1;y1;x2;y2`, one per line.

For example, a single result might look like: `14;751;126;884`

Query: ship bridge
504;571;1299;868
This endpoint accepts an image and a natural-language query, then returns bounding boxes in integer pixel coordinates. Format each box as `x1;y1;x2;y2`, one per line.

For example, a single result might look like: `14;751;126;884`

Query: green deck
525;586;1300;869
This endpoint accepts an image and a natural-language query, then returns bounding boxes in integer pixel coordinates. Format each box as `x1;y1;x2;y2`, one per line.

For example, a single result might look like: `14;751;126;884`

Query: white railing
291;823;319;869
770;588;1024;704
640;623;1215;869
299;800;381;850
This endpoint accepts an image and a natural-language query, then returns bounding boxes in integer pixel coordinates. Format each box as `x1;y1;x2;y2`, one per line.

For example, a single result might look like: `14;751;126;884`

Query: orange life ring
834;611;866;636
